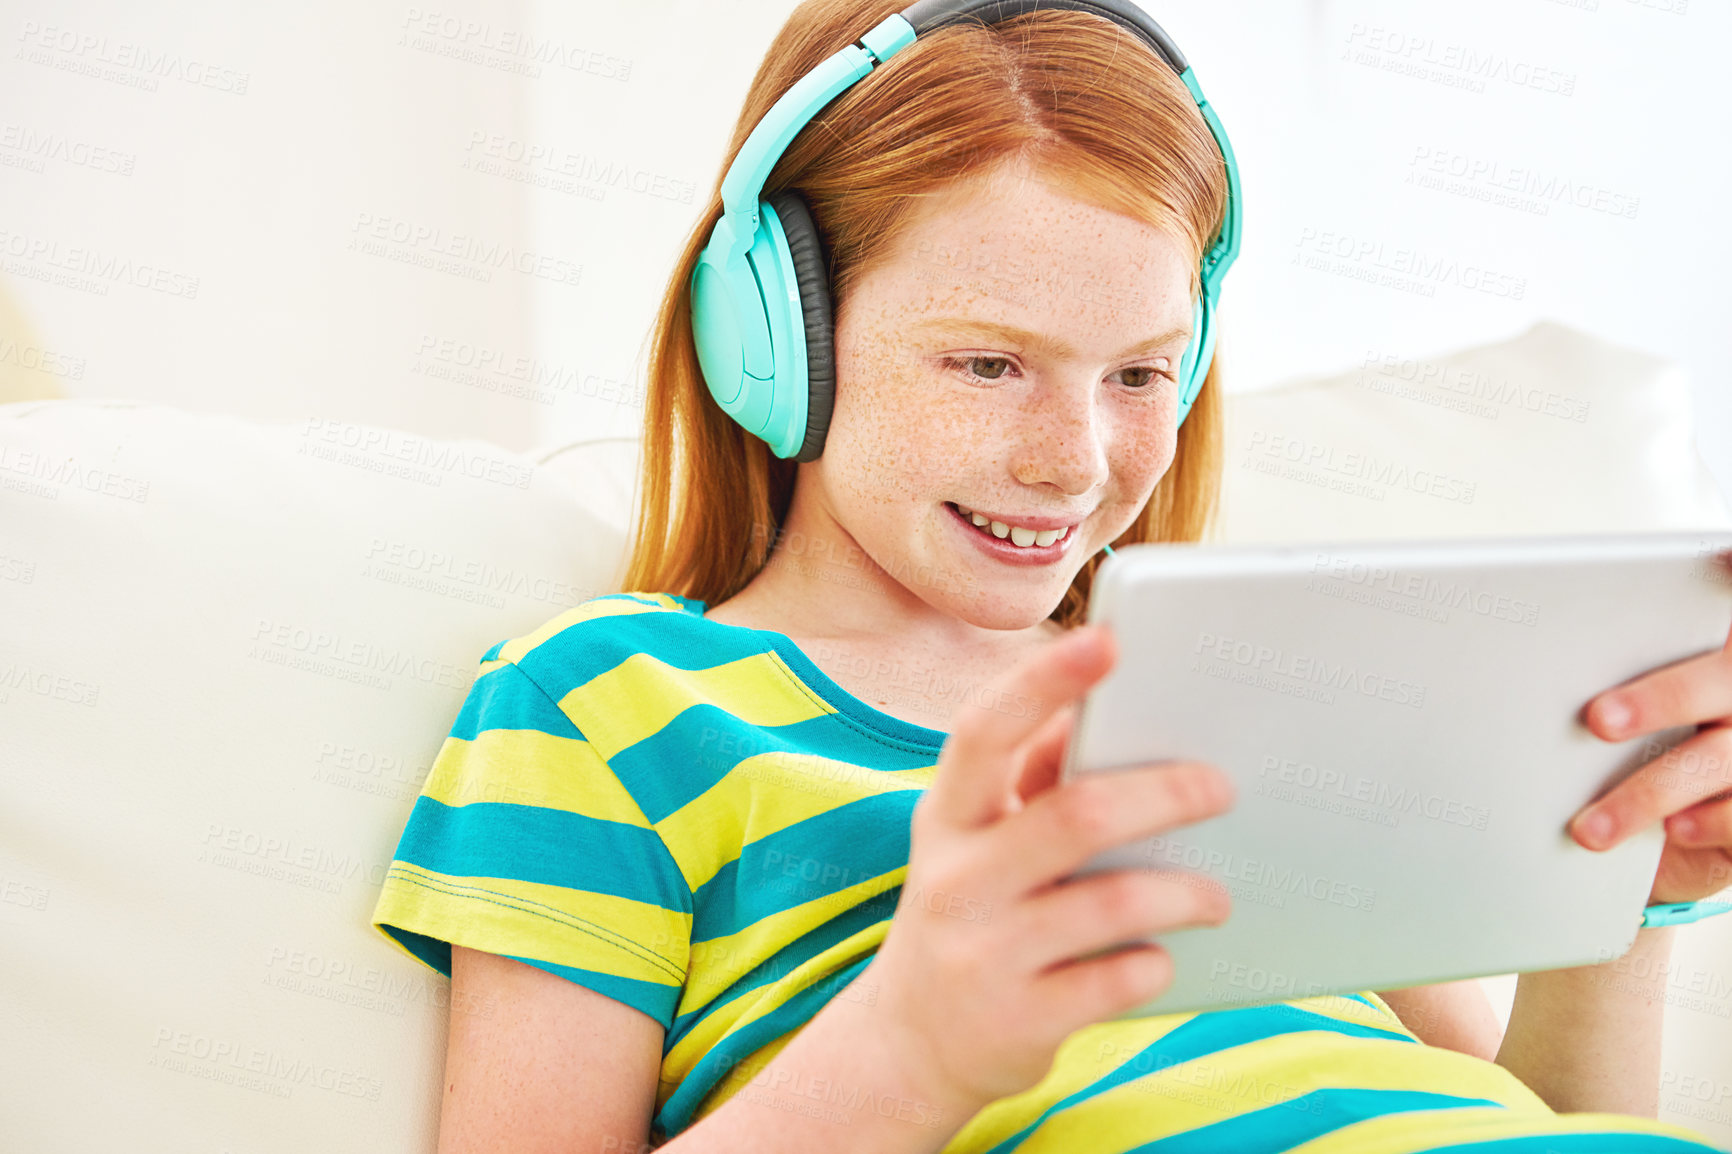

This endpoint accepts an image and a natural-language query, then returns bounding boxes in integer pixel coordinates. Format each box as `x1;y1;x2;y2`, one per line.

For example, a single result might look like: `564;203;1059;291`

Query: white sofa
4;320;1731;1151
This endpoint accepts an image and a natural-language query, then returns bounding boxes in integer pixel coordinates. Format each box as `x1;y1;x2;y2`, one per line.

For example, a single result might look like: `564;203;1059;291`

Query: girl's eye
942;355;1175;390
1118;365;1175;391
943;355;1016;382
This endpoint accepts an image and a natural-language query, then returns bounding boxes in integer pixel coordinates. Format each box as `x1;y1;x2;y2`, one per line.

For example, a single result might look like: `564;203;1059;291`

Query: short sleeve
371;653;693;1030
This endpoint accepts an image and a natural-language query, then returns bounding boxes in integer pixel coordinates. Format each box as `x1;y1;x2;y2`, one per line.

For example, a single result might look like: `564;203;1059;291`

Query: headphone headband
900;0;1187;72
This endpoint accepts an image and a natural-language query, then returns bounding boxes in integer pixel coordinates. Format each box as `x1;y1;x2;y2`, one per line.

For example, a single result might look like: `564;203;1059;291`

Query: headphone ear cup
765;188;836;463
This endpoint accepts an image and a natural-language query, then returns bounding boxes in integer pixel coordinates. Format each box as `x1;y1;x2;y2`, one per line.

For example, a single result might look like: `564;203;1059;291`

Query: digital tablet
1058;530;1732;1019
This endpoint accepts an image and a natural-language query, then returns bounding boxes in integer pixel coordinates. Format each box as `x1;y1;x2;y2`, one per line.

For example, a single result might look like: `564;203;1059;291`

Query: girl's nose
1009;381;1110;497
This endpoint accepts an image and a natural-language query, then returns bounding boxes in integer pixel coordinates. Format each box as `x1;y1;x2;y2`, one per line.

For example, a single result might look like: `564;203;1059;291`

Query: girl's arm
1372;980;1505;1061
440;945;667;1154
1492;923;1679;1117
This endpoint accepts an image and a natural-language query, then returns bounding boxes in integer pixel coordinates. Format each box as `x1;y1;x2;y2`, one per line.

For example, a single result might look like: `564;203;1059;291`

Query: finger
1017;867;1230;975
1665;792;1732;848
989;759;1236;897
1010;702;1080;810
925;623;1117;830
1570;724;1732;851
1584;645;1732;743
1037;939;1175;1030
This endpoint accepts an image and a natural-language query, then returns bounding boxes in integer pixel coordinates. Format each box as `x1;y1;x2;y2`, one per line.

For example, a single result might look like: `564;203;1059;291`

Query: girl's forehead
871;211;1191;333
886;177;1188;287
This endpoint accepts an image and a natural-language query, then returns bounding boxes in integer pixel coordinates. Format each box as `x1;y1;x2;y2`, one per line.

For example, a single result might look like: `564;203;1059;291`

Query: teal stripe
372;931;682;1029
978;1002;1420;1154
391;795;691;913
502;953;684;1032
658;954;879;1136
374;870;681;984
610;705;935;824
447;660;583;741
1421;1134;1730;1153
512;598;951;752
667;885;898;1051
515;601;782;703
1122;1089;1502;1152
691;792;916;942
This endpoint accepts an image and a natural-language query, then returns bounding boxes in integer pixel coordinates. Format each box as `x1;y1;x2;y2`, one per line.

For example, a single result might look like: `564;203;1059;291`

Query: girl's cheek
1116;419;1176;491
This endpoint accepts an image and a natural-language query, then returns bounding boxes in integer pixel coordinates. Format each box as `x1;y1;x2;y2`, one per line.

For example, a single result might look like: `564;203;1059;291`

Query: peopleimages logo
298;419;535;489
1138;835;1378;911
347;212;583;287
1407;146;1640;221
1192;630;1427;709
13;21;251;94
1243;429;1477;505
1257;754;1491;831
1309;552;1540;628
1292;227;1527;300
1359;348;1592;424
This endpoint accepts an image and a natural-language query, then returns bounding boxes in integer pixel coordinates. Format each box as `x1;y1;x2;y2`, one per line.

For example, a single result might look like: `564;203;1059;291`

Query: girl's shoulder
488;590;726;701
495;590;702;658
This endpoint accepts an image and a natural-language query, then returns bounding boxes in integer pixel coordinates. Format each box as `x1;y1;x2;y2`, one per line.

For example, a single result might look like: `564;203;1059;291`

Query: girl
371;2;1732;1151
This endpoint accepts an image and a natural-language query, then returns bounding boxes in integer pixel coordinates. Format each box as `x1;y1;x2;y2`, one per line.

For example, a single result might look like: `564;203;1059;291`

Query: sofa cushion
0;399;624;1152
1216;320;1732;542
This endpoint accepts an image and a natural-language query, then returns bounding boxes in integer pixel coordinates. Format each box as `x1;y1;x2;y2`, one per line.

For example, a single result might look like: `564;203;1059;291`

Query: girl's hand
859;623;1237;1115
1567;549;1732;906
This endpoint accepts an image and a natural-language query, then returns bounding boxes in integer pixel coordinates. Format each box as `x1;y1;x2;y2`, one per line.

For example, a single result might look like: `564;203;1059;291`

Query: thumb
926;623;1116;830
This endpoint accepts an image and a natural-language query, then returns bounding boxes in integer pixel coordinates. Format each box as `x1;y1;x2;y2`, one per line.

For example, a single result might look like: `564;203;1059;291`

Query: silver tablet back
1060;531;1732;1019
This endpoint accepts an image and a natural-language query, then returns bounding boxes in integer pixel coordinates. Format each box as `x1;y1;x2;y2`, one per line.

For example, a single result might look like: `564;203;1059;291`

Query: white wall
0;0;543;450
7;0;1726;490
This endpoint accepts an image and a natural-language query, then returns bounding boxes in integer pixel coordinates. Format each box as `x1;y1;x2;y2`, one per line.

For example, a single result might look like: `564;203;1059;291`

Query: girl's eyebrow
908;317;1192;360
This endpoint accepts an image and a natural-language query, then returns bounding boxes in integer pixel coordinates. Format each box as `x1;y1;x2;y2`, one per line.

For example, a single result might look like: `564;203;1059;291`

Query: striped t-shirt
371;590;1729;1152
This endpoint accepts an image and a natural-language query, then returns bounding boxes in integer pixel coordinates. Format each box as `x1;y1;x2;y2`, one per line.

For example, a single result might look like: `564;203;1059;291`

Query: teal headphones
688;0;1243;465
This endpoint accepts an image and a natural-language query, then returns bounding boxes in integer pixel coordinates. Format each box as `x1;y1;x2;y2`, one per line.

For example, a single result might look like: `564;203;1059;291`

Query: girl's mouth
945;502;1078;565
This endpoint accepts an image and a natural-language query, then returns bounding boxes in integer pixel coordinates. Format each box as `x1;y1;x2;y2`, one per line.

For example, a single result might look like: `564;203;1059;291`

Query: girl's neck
704;571;1064;660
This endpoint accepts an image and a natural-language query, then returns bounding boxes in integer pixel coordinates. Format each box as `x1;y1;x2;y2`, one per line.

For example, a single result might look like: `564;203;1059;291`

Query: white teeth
953;504;1069;548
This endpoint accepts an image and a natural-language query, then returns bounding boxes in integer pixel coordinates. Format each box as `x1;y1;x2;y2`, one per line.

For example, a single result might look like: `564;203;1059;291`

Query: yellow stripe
664;919;892;1081
939;1014;1208;1152
495;593;670;666
657;751;924;892
374;861;690;985
1351;990;1414;1037
1286;1101;1726;1154
1006;1030;1537;1154
683;1028;802;1127
676;872;905;1014
562;649;835;762
1291;992;1419;1039
418;728;649;829
625;591;692;611
934;1000;1496;1154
